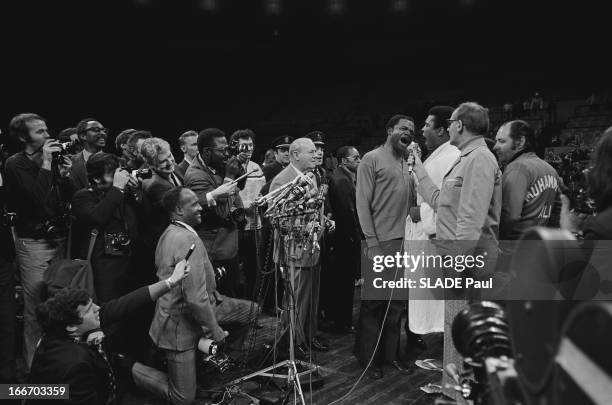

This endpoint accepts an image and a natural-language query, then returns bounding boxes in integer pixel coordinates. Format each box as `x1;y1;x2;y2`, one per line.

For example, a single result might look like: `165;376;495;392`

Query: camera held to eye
228;142;250;157
52;139;81;165
130;168;153;180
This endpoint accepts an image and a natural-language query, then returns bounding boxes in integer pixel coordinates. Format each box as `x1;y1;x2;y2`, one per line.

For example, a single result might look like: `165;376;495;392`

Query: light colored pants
134;296;256;404
282;265;320;346
214;295;256;325
133;349;197;405
14;236;66;369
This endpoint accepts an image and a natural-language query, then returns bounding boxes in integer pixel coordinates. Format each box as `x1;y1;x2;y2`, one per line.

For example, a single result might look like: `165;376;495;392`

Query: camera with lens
130;168;153;180
104;231;131;256
228;141;250;157
52;139;81;165
197;337;234;374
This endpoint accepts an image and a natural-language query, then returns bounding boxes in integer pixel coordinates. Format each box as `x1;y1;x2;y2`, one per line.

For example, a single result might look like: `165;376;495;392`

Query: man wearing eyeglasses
184;128;244;297
71;118;108;190
412;103;501;263
411;102;501;398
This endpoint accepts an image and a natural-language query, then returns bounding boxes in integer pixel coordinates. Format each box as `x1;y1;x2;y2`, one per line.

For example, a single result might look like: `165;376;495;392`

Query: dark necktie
170;173;181;186
93;342;117;405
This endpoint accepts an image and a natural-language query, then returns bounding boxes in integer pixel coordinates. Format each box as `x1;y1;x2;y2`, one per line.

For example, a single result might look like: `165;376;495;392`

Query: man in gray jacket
412;102;502;399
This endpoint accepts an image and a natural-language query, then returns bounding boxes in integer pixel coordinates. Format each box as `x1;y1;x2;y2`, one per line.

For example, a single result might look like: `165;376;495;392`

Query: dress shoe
413;336;427;350
390;360;415;375
406;334;427;351
311;337;330;352
340;325;357;334
368;366;384;379
323;322;357;335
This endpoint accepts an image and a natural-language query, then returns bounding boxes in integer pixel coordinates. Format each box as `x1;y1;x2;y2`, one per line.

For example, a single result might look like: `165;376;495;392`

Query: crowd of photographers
0;106;611;404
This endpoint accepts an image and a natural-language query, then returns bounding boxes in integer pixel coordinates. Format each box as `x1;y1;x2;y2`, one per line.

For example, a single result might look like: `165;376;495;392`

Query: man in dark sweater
4;113;75;370
355;114;420;378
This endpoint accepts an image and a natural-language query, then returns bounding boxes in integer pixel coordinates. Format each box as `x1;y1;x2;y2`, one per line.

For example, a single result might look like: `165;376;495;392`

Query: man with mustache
355;114;422;378
229;129;266;298
184;128;243;297
71;118;108;190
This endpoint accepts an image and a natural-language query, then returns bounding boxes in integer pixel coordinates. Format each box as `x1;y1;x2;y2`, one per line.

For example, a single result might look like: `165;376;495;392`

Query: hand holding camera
113;168;133;191
57;155;72;178
211;328;229;343
42;140;67;171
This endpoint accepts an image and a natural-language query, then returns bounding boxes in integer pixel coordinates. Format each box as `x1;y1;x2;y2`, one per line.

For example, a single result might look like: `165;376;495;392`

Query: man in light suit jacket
149;187;226;405
147;186;253;405
270;138;327;354
70;118;107;190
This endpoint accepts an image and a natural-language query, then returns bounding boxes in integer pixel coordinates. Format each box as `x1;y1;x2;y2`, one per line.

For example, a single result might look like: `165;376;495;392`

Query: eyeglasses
87;127;108;134
346;155;361;161
445;119;461;128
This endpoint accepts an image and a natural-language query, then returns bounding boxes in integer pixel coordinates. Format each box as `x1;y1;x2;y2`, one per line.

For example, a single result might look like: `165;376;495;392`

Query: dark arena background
3;0;611;153
2;1;612;405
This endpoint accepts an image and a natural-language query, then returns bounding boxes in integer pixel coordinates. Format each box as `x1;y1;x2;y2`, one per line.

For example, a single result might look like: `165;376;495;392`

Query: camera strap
87;229;99;261
65;217;72;259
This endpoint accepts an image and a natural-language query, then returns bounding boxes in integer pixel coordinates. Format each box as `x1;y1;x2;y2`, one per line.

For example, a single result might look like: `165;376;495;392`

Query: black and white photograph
1;1;611;404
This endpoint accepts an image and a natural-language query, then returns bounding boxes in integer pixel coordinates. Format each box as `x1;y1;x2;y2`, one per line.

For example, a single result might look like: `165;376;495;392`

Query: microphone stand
223;178;322;404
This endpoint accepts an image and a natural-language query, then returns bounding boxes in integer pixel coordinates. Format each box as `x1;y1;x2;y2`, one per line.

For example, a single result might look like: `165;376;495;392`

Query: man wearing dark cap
305;131;334;339
305;131;327;187
258;135;293;314
262;135;293;184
